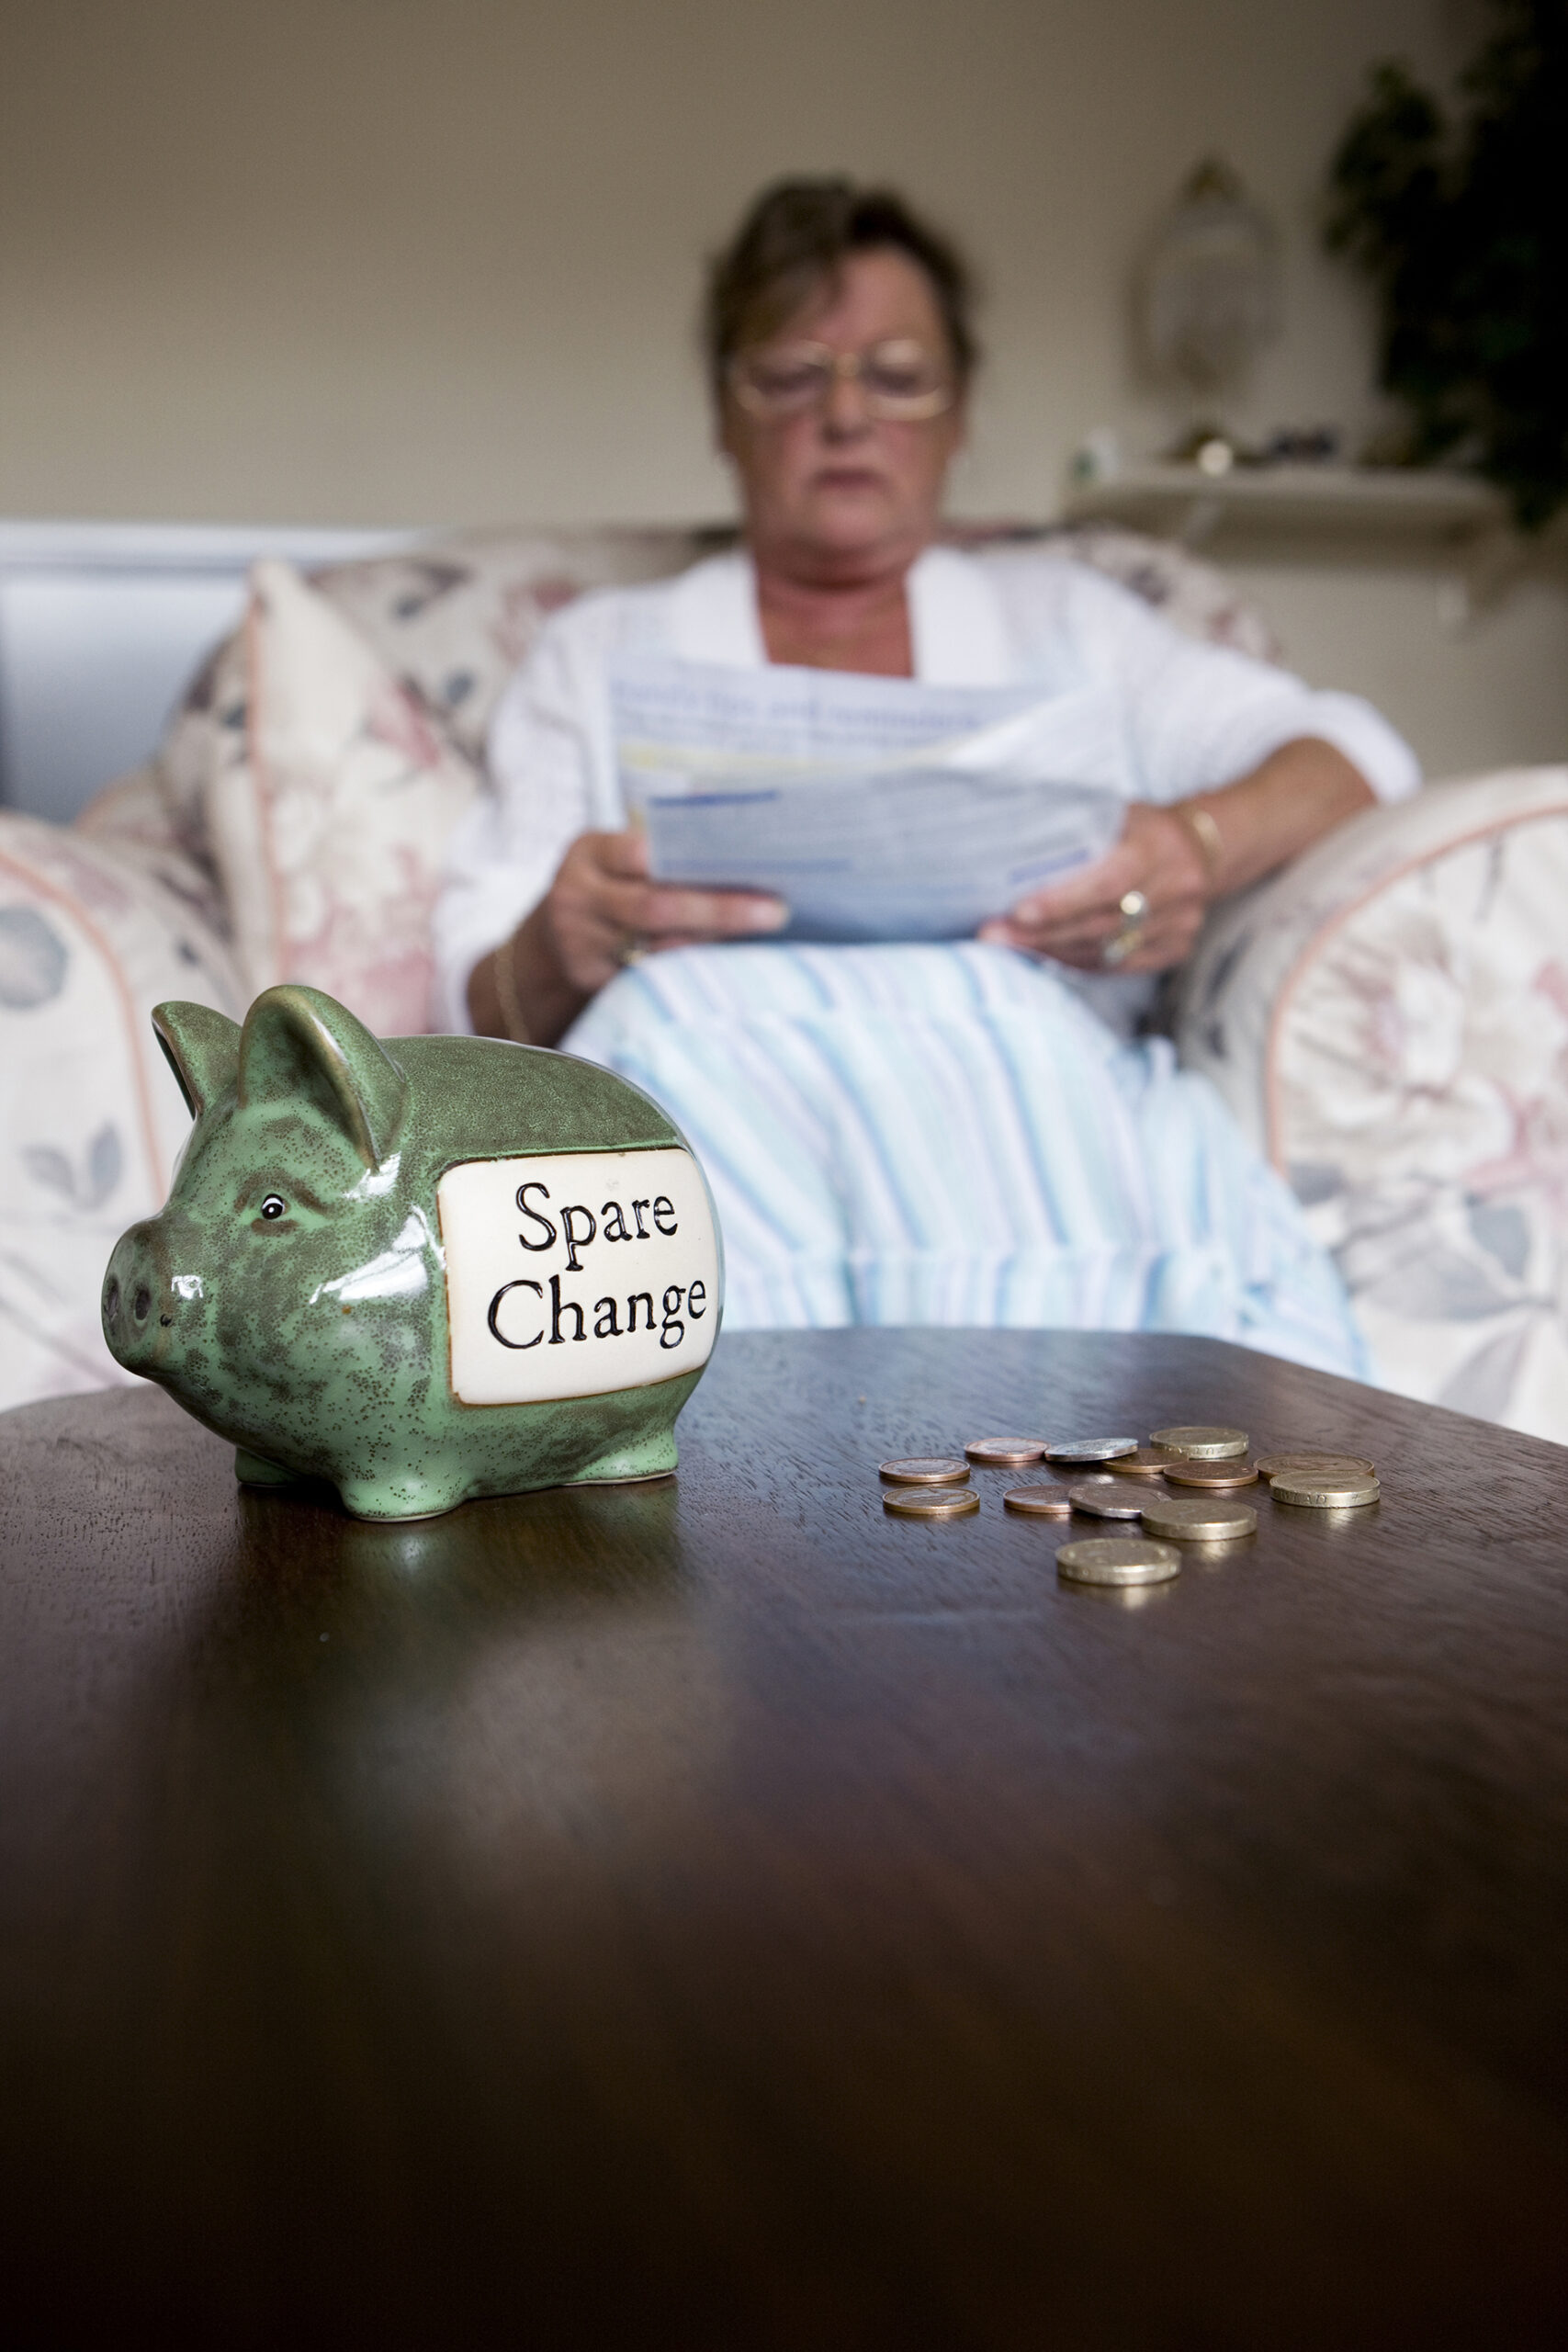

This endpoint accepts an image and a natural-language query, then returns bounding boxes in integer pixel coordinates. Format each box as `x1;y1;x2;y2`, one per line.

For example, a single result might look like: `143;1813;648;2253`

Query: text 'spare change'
438;1148;720;1404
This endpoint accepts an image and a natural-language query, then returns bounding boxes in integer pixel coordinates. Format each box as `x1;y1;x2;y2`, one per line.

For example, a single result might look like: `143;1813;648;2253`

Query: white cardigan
433;545;1418;1034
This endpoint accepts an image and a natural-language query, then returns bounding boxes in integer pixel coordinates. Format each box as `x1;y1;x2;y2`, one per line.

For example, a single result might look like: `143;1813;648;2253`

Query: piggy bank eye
259;1195;288;1221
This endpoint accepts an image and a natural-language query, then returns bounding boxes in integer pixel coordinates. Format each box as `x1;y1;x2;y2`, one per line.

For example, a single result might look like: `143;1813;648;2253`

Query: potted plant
1325;0;1567;529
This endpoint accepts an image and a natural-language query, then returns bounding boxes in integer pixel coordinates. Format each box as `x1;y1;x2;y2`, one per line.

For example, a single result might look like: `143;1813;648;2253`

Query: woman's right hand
541;829;788;995
475;829;788;1046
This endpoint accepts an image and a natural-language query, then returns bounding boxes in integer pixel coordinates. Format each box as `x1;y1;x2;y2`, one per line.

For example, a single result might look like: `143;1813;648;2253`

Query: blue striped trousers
563;942;1366;1375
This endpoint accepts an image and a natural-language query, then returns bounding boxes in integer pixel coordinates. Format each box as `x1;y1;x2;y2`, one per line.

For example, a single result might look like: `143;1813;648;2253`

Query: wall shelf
1060;462;1509;550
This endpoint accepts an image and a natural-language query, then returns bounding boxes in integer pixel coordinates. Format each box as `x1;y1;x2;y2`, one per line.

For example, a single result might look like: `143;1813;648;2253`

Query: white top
433;544;1420;1034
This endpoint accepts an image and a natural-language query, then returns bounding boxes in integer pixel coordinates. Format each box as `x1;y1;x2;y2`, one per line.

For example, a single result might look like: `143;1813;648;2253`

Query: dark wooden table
2;1329;1566;2347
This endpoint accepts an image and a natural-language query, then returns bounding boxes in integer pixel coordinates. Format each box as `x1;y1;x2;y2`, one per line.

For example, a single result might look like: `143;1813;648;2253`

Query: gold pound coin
1255;1452;1376;1483
1162;1458;1259;1488
1067;1480;1147;1521
964;1436;1047;1465
883;1486;981;1520
1149;1425;1248;1460
1140;1494;1258;1542
1269;1470;1381;1509
1104;1447;1175;1479
1056;1536;1182;1586
1002;1484;1075;1516
879;1457;970;1486
1043;1436;1138;1464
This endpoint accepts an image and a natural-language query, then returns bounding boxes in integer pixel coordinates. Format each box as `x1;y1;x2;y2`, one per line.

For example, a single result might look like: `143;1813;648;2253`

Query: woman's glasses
728;339;956;422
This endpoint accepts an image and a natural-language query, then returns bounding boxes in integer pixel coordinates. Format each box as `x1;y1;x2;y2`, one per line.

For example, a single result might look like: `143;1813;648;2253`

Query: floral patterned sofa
2;521;1563;1442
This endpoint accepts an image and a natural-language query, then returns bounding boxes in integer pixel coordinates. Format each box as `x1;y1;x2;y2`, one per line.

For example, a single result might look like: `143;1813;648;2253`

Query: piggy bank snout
102;1224;171;1366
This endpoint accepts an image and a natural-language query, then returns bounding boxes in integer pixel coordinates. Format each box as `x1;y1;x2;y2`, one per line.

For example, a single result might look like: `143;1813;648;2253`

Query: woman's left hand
976;802;1210;973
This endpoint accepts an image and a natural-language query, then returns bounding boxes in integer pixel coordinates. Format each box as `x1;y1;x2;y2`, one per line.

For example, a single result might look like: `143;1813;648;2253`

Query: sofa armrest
1176;767;1568;1439
0;812;242;1411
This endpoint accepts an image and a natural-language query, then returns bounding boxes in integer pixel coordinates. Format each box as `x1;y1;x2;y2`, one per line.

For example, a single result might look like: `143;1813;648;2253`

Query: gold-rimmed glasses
728;338;956;422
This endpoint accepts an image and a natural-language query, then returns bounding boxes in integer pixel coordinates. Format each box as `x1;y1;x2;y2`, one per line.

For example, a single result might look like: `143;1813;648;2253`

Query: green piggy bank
102;985;723;1520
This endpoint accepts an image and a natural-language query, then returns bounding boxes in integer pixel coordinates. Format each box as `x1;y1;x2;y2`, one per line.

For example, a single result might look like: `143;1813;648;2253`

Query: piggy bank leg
335;1470;471;1522
566;1428;680;1485
235;1449;309;1490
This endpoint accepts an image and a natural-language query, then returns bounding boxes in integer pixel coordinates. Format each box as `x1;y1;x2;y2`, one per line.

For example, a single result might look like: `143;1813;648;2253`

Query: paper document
612;657;1127;944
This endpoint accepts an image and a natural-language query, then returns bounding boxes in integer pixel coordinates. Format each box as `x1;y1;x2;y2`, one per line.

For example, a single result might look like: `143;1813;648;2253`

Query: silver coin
879;1457;970;1486
1149;1425;1248;1460
1067;1480;1147;1520
1043;1437;1138;1464
964;1436;1047;1465
1140;1494;1258;1542
883;1486;981;1520
1269;1471;1381;1509
1056;1537;1182;1587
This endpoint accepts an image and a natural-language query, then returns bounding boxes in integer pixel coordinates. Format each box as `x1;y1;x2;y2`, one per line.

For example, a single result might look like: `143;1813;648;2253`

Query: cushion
1178;768;1568;1442
73;760;231;944
0;812;243;1412
310;526;720;761
208;560;479;1033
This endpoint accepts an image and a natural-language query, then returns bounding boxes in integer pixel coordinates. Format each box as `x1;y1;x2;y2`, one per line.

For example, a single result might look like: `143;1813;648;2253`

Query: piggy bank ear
152;1001;243;1120
238;985;408;1169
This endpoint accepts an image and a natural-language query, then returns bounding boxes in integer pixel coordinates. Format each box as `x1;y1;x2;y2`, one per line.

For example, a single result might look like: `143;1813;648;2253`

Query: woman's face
720;247;967;582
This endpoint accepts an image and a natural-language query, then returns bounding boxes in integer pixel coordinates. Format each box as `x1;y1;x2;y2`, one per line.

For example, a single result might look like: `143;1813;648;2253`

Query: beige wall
3;0;1563;774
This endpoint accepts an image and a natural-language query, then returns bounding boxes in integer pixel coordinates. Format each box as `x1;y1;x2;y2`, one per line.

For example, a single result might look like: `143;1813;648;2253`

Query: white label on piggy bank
437;1148;719;1406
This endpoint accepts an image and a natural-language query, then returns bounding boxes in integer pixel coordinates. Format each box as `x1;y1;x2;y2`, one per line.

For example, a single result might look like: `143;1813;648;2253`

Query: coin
1255;1452;1376;1482
1103;1447;1176;1479
1043;1437;1138;1463
964;1436;1047;1465
1269;1471;1381;1509
1002;1484;1075;1516
879;1457;970;1486
1149;1426;1248;1459
1162;1458;1259;1488
883;1486;981;1520
1067;1480;1147;1520
1056;1537;1182;1587
1140;1494;1258;1542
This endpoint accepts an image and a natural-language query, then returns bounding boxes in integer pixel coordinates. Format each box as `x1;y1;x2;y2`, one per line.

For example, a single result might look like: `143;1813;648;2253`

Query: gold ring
1101;889;1150;968
1101;926;1145;968
615;934;647;968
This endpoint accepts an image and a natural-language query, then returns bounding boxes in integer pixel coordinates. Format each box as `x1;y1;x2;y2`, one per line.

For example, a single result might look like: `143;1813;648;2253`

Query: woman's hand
541;829;788;993
977;803;1210;974
471;829;787;1047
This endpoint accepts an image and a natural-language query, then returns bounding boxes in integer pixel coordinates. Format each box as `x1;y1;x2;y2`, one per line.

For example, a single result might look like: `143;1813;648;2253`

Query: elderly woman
436;179;1417;1368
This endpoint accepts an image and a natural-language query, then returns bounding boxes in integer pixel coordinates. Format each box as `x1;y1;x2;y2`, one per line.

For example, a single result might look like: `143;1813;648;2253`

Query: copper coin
1269;1471;1381;1510
1149;1425;1248;1460
883;1485;981;1520
879;1457;970;1486
1056;1537;1182;1587
1067;1480;1147;1520
964;1436;1047;1465
1162;1458;1259;1488
1140;1494;1258;1542
1002;1484;1075;1517
1043;1437;1138;1464
1255;1452;1376;1483
1104;1448;1176;1479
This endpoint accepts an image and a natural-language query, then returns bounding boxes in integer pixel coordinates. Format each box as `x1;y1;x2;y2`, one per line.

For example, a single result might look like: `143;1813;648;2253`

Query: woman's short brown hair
703;177;979;402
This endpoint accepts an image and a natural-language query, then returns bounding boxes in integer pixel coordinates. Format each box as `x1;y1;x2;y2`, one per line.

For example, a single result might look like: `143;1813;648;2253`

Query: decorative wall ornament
1139;157;1281;401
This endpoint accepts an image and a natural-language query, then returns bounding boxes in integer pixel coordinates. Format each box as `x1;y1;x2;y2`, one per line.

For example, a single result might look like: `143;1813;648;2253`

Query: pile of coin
878;1427;1382;1566
878;1457;979;1520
